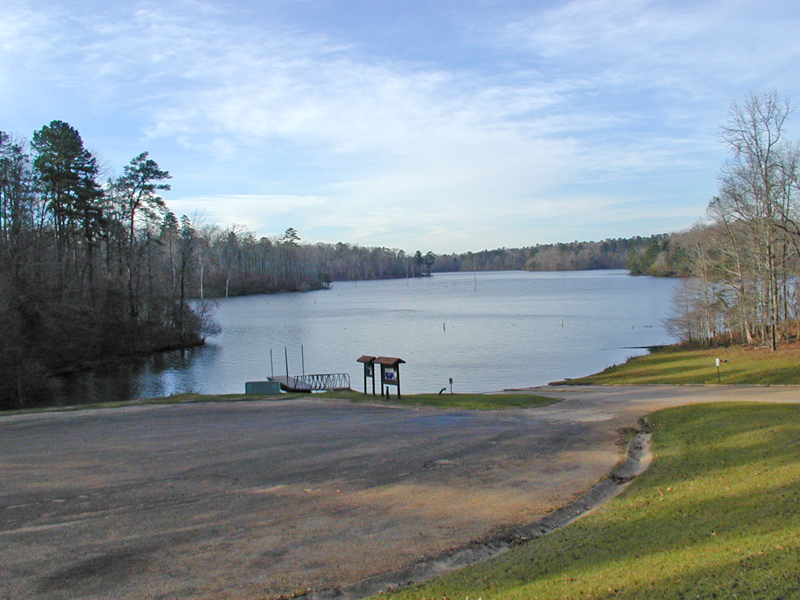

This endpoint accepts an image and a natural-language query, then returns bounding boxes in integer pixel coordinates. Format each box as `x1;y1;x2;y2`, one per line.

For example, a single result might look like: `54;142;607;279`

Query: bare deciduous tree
674;91;800;349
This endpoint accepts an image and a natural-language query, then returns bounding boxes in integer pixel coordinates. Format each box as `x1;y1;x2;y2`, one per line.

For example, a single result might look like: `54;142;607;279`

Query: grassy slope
379;403;800;600
562;345;800;385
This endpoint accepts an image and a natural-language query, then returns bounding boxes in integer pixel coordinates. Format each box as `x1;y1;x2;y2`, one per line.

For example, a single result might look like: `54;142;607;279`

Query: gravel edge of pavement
306;422;653;600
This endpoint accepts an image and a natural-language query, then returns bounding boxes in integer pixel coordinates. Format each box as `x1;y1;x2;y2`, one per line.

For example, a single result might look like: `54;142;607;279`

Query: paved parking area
3;386;798;600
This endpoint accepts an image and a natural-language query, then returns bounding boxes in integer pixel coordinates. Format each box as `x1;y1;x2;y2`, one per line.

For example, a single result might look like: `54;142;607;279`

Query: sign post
374;356;406;399
357;355;377;395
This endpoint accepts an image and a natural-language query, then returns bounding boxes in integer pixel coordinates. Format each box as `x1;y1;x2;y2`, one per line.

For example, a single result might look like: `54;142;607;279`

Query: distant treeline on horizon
430;233;688;277
207;231;689;294
156;230;689;300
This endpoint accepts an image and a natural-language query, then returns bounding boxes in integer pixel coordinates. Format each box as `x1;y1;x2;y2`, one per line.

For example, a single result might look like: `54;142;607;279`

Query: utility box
374;356;405;399
245;381;281;395
357;355;377;395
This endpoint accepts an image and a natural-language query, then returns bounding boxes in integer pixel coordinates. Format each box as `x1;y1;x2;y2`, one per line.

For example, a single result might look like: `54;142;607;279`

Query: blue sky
3;0;799;253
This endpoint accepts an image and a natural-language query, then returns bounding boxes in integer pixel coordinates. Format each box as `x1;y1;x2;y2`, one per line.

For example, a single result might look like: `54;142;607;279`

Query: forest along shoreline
7;92;797;410
0;121;679;411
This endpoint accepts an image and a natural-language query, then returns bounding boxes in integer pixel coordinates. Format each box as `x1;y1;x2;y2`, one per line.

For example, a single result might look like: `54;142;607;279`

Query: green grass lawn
376;402;800;600
318;390;559;411
561;345;800;385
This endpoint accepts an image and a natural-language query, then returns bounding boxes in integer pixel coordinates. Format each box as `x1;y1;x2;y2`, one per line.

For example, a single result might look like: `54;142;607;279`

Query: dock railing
269;373;351;392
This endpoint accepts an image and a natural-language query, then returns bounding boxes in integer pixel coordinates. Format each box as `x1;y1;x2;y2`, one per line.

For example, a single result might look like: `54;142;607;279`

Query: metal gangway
269;373;351;392
266;346;351;392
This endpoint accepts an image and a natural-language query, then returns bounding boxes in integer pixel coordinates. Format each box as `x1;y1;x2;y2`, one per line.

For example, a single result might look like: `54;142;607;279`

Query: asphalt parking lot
1;397;620;600
4;386;798;600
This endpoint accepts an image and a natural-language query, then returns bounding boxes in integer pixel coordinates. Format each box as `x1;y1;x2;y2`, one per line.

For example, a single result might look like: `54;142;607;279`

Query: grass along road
376;402;800;600
562;344;800;385
319;390;559;411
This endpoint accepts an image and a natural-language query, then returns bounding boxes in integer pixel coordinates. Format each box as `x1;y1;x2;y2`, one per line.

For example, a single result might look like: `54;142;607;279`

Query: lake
50;270;679;404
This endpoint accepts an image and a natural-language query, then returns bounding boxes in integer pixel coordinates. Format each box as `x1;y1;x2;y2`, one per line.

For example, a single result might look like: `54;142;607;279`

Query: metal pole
301;345;305;376
285;347;289;379
270;349;274;378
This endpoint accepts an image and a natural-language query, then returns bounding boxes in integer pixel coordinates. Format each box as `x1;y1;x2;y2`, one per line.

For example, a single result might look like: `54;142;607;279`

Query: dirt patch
307;429;653;600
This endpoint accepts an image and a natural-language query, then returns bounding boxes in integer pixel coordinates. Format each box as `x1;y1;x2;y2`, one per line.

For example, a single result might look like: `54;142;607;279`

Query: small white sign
715;358;721;367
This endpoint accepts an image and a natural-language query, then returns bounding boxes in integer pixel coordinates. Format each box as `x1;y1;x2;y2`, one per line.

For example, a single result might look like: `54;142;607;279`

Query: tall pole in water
270;349;274;378
284;347;289;380
301;345;305;376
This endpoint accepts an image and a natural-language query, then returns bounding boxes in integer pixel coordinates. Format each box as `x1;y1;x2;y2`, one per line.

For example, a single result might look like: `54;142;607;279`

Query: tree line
194;230;438;298
0;122;440;409
0;121;214;408
431;235;679;274
664;90;800;349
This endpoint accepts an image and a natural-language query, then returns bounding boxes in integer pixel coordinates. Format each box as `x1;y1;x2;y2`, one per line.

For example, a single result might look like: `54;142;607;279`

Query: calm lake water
50;270;680;404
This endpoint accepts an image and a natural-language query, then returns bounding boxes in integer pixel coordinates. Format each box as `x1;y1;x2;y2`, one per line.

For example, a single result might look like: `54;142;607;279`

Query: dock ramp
269;373;351;392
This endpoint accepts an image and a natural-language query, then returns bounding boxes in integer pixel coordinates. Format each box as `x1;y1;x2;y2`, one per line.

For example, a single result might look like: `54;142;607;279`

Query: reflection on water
47;346;220;406
48;270;679;405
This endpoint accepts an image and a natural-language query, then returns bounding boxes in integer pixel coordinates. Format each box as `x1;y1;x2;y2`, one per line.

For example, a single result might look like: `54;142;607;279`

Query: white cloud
3;0;799;252
499;0;800;97
168;194;328;234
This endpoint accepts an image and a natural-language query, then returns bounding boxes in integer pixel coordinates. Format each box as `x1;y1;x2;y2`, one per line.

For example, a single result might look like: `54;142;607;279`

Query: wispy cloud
3;0;799;251
169;194;329;233
499;0;800;97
